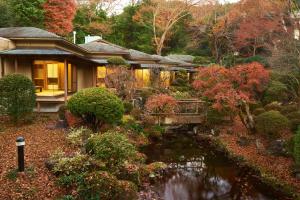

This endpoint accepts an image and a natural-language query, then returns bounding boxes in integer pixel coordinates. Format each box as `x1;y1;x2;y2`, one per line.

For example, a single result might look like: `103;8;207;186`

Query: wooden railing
150;99;207;116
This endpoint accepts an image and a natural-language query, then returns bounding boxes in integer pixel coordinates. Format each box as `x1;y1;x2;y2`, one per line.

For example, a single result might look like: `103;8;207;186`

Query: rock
256;139;266;155
237;136;251;147
55;119;68;129
267;139;287;156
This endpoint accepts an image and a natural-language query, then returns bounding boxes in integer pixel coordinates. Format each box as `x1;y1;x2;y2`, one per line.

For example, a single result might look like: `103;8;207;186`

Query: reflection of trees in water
158;157;269;200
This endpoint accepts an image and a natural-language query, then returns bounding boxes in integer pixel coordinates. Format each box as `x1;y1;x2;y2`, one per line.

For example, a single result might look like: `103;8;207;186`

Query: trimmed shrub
0;74;36;122
107;56;127;66
264;102;282;111
86;131;138;170
294;128;300;166
67;87;124;131
255;111;290;138
285;111;300;131
263;81;289;104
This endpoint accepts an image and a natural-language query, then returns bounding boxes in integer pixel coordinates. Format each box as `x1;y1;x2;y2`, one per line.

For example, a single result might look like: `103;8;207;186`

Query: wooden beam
64;59;68;102
14;58;18;73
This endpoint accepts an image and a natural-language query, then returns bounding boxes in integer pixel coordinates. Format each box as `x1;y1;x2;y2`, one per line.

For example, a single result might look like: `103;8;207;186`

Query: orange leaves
193;62;269;112
44;0;77;36
145;94;178;114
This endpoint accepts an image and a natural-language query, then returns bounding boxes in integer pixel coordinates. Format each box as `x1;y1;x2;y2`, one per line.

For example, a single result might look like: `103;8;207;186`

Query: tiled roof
0;27;59;38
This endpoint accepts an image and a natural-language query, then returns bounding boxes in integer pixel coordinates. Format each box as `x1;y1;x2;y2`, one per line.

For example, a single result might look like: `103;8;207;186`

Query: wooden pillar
92;65;96;87
64;59;68;102
0;56;3;77
14;58;18;73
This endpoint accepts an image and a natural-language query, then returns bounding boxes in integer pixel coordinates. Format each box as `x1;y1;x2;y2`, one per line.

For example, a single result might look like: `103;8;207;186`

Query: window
33;60;77;96
135;69;150;88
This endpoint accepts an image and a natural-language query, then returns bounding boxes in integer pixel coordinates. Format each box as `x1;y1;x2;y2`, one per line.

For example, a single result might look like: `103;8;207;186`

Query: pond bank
140;131;298;200
195;134;298;200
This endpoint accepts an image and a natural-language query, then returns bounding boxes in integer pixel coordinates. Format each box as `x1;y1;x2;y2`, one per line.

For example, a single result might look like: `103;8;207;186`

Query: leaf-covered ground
0;114;73;200
218;118;300;192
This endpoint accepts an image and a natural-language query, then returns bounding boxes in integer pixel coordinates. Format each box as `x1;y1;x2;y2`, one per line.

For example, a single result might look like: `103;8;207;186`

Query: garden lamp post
16;137;25;172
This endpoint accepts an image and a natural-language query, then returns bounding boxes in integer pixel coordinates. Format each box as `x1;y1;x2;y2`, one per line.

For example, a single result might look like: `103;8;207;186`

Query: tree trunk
238;102;255;134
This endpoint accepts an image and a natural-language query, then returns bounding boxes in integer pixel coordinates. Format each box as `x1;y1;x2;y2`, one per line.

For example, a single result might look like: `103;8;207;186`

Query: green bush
263;81;289;104
294;128;300;166
264;102;282;111
66;127;93;147
0;74;36;122
107;56;127;66
193;56;213;65
171;91;191;100
123;101;133;114
242;55;269;67
52;153;91;176
86;131;138;170
285;111;300;131
253;108;266;116
67;87;124;131
255;111;290;138
78;171;138;200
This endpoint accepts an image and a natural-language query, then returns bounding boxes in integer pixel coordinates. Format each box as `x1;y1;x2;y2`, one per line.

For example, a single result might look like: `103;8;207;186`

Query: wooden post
0;56;3;77
14;58;18;73
64;59;68;102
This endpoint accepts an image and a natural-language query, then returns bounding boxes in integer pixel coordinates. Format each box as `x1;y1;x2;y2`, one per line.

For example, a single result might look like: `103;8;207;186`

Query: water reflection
142;136;273;200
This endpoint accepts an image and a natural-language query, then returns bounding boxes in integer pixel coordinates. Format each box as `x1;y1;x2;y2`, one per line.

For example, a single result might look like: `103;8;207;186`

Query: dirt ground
0;114;73;200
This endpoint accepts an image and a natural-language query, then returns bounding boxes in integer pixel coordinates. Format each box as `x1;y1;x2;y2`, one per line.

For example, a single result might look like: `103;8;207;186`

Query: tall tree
0;0;45;28
134;0;204;55
107;5;155;53
213;0;289;57
44;0;77;36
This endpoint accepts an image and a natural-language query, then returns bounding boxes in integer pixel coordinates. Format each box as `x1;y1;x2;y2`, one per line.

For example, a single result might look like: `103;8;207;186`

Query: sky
113;0;240;14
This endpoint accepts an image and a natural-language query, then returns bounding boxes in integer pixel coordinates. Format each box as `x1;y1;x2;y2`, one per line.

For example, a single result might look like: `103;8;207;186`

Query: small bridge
151;99;207;125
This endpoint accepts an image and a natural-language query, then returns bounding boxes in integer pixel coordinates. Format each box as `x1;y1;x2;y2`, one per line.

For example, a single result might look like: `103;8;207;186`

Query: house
0;27;197;112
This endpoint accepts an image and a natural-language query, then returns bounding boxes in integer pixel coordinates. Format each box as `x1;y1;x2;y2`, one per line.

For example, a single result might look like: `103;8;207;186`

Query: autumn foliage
193;62;269;131
43;0;77;36
145;94;177;114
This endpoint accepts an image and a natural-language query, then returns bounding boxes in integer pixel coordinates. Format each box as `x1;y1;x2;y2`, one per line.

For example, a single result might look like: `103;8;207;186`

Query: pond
141;134;275;200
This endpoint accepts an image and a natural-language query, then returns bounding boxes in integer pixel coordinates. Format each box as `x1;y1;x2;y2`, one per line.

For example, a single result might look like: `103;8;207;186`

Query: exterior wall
16;57;32;79
77;64;95;90
2;57;32;79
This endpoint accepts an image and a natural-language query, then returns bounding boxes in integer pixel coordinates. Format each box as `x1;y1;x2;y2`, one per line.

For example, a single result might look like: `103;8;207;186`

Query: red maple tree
145;94;178;125
193;62;269;132
44;0;77;36
233;0;289;56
